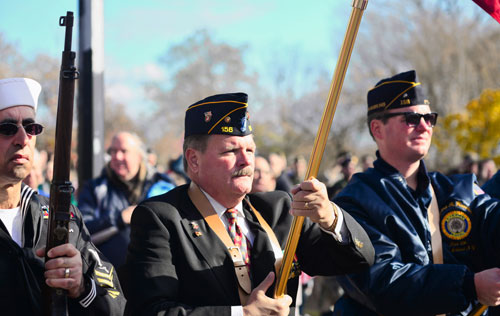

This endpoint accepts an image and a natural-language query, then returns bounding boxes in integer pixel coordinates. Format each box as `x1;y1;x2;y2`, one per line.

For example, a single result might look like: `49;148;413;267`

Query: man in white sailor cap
0;78;125;315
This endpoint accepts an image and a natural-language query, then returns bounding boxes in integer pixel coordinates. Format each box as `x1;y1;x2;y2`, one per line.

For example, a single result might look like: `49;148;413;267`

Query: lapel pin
354;238;364;249
190;221;200;230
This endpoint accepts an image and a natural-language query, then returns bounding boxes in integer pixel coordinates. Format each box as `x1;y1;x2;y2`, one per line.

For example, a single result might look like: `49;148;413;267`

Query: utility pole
78;0;105;190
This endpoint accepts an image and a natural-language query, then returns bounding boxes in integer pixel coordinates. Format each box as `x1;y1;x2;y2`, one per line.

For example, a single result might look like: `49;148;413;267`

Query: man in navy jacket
333;70;500;316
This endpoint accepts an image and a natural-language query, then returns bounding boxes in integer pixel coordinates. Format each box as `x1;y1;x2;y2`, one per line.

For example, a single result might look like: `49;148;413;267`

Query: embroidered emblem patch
204;111;212;122
473;183;485;196
42;206;49;219
441;210;471;240
288;254;301;279
240;117;247;133
95;266;115;288
41;206;75;220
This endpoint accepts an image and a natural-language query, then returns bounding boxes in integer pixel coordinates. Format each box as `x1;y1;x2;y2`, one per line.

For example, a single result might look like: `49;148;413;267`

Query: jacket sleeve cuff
462;269;477;302
76;277;97;308
319;203;348;244
115;210;126;228
231;306;244;316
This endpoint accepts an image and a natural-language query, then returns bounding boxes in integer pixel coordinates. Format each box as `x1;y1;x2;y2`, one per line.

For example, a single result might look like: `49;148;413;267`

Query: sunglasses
380;112;438;127
0;122;44;136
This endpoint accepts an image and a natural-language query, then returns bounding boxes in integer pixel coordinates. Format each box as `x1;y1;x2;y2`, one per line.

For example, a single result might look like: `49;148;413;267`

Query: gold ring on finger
64;267;70;279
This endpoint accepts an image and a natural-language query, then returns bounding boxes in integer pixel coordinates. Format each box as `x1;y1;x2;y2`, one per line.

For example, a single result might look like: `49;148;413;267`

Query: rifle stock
43;11;79;316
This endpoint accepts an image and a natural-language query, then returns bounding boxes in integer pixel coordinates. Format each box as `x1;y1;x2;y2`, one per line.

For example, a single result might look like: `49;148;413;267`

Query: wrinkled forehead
208;134;255;148
0;105;36;122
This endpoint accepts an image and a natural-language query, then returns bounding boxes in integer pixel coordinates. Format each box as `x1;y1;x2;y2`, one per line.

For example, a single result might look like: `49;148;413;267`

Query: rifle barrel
44;11;79;316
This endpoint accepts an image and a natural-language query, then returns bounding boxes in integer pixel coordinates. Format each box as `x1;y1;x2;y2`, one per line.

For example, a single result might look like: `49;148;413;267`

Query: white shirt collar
199;187;245;219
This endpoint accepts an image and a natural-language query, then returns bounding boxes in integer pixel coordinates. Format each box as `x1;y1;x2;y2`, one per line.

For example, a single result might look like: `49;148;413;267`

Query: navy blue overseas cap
367;70;430;116
184;92;252;138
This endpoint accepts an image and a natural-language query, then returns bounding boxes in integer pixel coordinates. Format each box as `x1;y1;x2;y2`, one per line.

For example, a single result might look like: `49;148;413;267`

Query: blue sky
1;1;494;120
0;0;356;117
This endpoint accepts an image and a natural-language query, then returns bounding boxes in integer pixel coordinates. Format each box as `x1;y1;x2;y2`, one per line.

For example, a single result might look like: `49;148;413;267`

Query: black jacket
124;184;374;316
0;184;125;315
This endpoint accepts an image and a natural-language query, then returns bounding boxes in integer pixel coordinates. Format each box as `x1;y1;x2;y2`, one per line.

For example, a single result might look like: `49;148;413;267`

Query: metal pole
78;0;105;191
274;0;369;298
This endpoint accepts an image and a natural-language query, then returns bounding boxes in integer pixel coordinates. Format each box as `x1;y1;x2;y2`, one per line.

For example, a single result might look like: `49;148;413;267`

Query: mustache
232;167;253;177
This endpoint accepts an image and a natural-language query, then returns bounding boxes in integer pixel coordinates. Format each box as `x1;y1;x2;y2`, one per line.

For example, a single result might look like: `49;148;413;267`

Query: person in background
269;152;293;192
288;155;307;185
251;155;276;193
23;148;49;197
124;92;374;316
0;77;124;315
360;154;374;172
333;70;500;315
167;154;190;186
39;151;53;195
483;169;500;199
146;147;160;172
478;158;497;187
78;131;175;268
327;152;358;200
460;153;480;176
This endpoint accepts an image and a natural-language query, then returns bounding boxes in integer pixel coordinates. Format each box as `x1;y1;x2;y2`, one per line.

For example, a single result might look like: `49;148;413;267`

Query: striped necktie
225;208;251;270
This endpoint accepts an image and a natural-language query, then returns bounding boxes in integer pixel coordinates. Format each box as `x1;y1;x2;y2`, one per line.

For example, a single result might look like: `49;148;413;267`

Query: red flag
473;0;500;23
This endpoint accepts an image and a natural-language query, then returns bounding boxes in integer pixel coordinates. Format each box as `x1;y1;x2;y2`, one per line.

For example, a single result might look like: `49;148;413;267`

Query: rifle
43;11;79;316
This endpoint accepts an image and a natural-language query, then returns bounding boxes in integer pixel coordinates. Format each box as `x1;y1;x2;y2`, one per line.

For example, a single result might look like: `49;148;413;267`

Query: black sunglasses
0;122;44;136
380;112;438;127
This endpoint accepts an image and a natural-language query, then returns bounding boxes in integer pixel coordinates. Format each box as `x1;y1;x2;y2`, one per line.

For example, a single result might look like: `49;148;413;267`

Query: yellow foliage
434;89;500;160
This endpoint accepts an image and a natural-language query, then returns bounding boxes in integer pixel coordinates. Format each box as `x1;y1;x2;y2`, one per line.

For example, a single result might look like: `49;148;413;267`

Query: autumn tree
103;98;144;144
146;30;259;138
434;89;500;164
247;1;500;172
332;0;500;171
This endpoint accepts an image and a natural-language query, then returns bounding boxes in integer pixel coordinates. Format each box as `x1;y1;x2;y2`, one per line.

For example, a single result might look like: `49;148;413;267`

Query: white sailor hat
0;78;42;111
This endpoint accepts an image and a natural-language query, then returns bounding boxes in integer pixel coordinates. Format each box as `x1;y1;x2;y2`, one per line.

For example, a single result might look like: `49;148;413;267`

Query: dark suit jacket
124;184;374;316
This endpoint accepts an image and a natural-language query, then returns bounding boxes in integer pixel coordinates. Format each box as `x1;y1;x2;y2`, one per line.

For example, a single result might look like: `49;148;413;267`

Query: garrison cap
367;70;429;116
184;92;252;138
0;78;41;111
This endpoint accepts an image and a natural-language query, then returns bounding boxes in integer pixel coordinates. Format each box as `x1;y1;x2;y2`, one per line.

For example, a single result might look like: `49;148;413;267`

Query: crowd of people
2;70;500;316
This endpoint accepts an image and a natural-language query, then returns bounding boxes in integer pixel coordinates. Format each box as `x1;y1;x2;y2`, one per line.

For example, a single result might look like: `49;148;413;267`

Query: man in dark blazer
124;92;374;316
